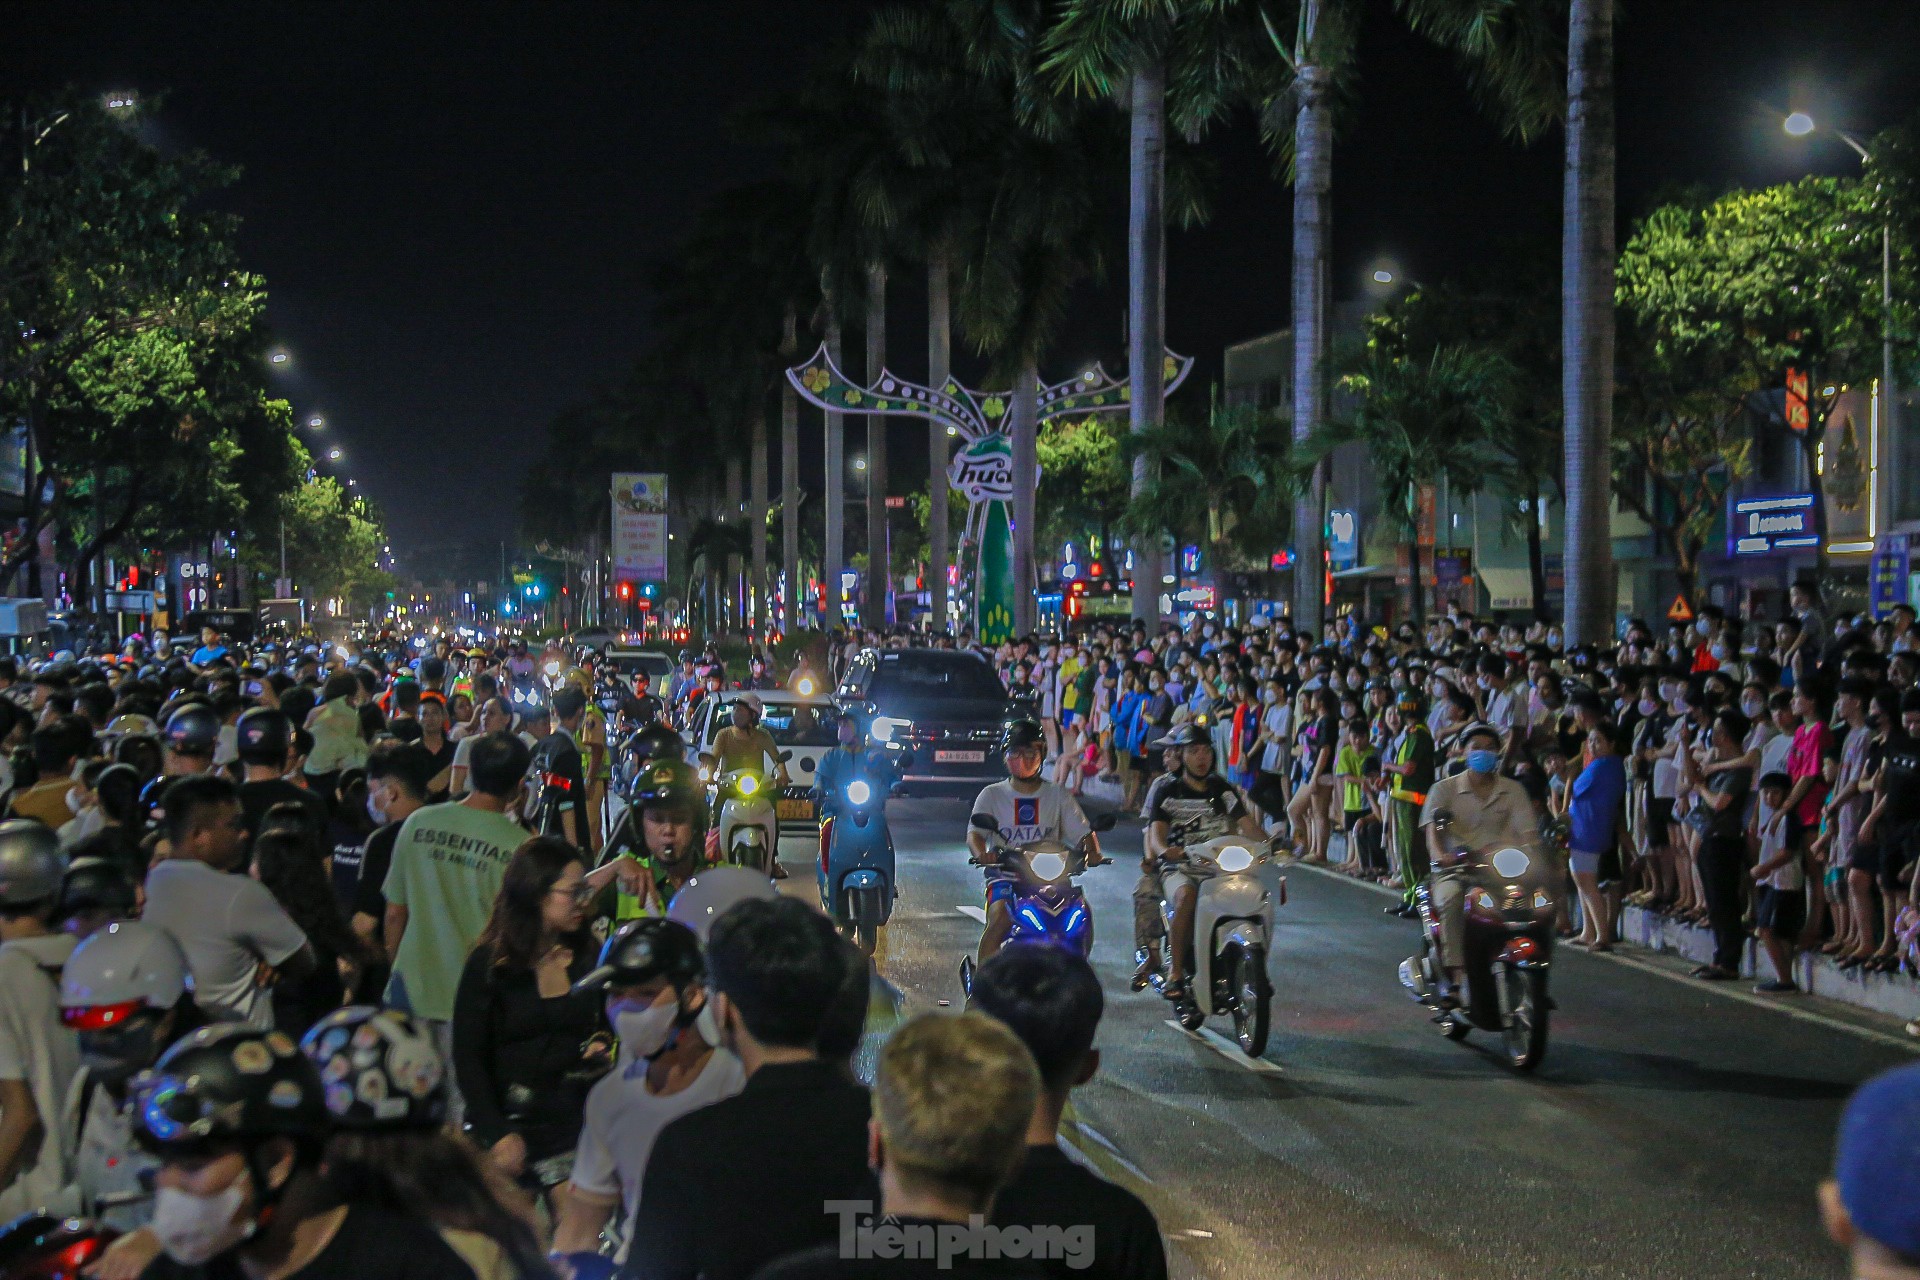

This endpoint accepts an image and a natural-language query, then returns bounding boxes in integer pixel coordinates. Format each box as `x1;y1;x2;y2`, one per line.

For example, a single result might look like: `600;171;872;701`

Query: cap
1836;1061;1920;1258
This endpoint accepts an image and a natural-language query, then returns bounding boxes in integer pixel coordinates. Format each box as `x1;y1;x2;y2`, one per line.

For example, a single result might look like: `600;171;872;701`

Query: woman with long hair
251;820;371;1033
453;835;609;1212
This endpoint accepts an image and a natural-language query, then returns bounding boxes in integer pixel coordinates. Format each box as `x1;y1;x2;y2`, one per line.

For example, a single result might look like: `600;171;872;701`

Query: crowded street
846;788;1908;1280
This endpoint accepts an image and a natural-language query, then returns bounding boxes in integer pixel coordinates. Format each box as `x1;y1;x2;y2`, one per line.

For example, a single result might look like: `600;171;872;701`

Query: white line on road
1164;1020;1285;1075
1287;859;1920;1053
955;905;987;924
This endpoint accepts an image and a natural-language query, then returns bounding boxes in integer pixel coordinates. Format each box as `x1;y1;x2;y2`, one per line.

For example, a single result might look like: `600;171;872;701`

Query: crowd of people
0;626;1167;1279
0;585;1918;1277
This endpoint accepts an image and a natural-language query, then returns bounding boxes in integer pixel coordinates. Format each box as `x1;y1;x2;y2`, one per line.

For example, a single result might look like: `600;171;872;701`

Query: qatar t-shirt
969;781;1092;848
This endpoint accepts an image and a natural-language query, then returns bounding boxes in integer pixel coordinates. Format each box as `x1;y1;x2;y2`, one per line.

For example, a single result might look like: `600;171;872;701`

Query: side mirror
970;813;1000;833
779;749;793;762
1089;812;1118;833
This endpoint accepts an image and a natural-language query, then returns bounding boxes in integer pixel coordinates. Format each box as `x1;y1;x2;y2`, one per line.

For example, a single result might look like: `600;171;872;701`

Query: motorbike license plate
776;798;816;822
934;749;985;764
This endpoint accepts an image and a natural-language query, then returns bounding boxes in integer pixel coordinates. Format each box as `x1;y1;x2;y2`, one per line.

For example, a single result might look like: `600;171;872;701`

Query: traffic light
641;582;659;599
615;582;633;600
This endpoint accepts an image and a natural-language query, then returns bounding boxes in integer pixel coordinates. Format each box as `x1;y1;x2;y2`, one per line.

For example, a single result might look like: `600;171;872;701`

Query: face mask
151;1180;255;1266
612;998;680;1061
1658;681;1677;701
1638;699;1658;716
694;994;722;1047
1466;749;1499;775
1547;632;1562;648
1262;689;1279;704
1709;644;1727;661
1672;696;1689;713
1741;697;1764;719
366;792;389;825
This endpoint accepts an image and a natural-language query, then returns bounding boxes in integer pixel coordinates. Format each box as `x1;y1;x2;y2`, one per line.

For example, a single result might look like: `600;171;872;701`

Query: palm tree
1312;339;1517;624
1118;395;1296;606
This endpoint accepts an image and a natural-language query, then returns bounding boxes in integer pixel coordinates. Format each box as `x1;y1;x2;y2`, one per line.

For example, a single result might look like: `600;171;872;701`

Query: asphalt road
772;785;1914;1280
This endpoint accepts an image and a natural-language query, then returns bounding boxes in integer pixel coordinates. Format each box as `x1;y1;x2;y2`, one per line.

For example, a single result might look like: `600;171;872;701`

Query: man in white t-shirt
0;821;80;1218
967;720;1102;966
553;919;744;1266
142;775;313;1029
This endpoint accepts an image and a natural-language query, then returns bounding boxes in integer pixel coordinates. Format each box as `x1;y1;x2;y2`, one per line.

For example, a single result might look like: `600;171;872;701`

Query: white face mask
151;1180;255;1265
612;998;680;1060
694;994;722;1047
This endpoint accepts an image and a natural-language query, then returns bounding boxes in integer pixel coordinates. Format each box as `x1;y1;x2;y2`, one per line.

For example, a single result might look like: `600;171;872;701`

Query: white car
684;690;838;830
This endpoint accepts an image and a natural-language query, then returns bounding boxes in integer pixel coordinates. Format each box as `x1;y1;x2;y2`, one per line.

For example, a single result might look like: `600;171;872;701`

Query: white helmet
60;919;190;1026
666;866;779;944
735;692;765;718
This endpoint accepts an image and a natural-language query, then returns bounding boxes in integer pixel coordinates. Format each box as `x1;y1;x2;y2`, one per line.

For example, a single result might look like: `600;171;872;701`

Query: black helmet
59;856;139;920
234;707;291;767
0;820;66;907
573;918;704;994
130;1023;329;1156
633;758;703;814
628;721;683;764
1152;722;1212;750
677;649;696;664
999;719;1045;756
299;1006;447;1131
162;703;221;757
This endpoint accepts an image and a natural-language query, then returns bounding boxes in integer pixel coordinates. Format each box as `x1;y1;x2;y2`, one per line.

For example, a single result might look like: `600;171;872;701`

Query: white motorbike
710;765;779;875
1148;835;1283;1057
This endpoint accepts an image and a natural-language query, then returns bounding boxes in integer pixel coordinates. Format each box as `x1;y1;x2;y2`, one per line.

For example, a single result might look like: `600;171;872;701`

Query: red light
616;582;633;599
1088;562;1103;577
1502;937;1541;963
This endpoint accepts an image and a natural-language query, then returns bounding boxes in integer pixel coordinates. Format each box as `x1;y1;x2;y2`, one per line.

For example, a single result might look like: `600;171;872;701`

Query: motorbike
1146;835;1284;1057
815;753;906;956
958;811;1117;997
711;765;779;875
1397;808;1556;1071
0;1214;118;1280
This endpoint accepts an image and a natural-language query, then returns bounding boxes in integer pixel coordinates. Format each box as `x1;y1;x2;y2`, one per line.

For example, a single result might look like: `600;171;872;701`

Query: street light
328;448;342;461
269;349;290;366
1373;269;1394;284
1783;111;1896;540
307;415;324;429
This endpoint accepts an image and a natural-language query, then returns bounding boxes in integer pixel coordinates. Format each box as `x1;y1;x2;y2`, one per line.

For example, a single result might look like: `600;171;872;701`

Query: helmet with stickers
298;1005;448;1131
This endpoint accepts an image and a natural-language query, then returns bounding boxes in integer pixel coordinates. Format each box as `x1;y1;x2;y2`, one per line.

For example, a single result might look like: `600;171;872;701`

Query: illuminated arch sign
1728;492;1821;557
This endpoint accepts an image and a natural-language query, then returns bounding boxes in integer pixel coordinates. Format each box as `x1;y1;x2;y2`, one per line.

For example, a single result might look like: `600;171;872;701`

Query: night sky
6;1;1916;575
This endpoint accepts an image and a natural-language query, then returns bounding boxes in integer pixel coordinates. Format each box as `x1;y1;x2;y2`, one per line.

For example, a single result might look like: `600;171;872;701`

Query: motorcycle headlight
845;779;872;806
871;715;911;744
1213;844;1255;873
795;676;818;696
544;661;561;677
1030;851;1068;882
1490;847;1531;880
697;764;712;783
738;775;760;797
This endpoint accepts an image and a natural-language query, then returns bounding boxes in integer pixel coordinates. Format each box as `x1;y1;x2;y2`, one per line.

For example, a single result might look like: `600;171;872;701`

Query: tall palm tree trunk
1291;48;1333;638
725;455;745;632
782;306;801;633
1011;360;1040;634
1128;59;1168;627
750;407;769;638
1562;0;1616;645
865;262;889;629
825;303;846;630
928;250;952;634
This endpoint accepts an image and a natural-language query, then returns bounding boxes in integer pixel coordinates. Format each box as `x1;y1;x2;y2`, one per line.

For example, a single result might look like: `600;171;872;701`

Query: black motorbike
1397;809;1555;1071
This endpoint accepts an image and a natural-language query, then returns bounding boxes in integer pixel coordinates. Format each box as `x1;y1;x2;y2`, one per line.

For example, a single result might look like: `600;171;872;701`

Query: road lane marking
1287;859;1920;1053
1065;1120;1155;1184
955;905;987;924
1164;1020;1285;1075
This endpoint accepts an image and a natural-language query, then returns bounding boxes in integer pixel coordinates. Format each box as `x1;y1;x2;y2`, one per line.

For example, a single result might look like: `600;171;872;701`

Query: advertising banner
611;473;668;583
1727;492;1820;557
1871;534;1911;619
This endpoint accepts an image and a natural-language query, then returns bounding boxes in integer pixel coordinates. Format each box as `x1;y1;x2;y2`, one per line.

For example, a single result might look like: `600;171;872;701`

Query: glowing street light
1783;111;1815;137
269;349;290;366
307;415;324;429
328;448;342;461
1373;269;1394;284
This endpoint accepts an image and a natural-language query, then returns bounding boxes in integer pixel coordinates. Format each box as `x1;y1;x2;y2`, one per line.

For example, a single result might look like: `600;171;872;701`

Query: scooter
816;759;902;956
958;811;1117;996
0;1214;118;1280
1397;809;1556;1071
712;766;778;875
1147;835;1284;1057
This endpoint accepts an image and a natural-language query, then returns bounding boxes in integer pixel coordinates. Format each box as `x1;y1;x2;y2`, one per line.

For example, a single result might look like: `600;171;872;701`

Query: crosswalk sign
1667;594;1694;623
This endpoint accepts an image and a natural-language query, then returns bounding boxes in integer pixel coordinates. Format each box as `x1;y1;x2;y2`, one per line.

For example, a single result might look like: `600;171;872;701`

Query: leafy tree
1036;414;1129;562
261;466;392;611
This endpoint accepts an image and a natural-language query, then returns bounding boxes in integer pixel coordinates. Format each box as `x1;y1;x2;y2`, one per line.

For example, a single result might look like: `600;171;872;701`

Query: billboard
1727;492;1820;557
611;473;668;583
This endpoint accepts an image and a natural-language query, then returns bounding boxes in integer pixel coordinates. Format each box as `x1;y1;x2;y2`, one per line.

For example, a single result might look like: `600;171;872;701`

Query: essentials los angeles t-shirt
382;801;527;1021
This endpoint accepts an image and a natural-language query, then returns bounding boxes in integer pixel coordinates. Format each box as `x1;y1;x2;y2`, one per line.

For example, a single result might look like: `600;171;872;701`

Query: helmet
130;1023;329;1155
299;1006;447;1130
1151;722;1212;750
677;649;696;664
235;708;292;767
1396;690;1428;715
102;713;159;745
628;721;684;764
162;703;221;756
666;866;779;944
574;918;704;993
60;920;189;1028
59;856;139;920
734;693;764;718
999;720;1045;756
0;820;67;907
633;757;703;813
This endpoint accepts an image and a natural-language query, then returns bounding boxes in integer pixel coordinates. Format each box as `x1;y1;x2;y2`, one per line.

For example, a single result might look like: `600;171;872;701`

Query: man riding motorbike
966;720;1105;966
1418;722;1540;1003
1147;723;1264;1018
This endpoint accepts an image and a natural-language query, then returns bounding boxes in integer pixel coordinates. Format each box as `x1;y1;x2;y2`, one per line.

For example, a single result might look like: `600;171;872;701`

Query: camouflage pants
1133;868;1166;949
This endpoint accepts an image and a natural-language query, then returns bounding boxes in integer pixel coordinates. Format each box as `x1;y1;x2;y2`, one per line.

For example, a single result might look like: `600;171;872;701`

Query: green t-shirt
382;800;528;1021
1335;744;1370;813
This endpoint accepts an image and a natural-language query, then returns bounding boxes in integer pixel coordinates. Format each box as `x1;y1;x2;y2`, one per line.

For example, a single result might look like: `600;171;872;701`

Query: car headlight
1213;844;1255;873
1490;847;1531;880
845;779;872;806
1030;852;1068;882
871;715;911;744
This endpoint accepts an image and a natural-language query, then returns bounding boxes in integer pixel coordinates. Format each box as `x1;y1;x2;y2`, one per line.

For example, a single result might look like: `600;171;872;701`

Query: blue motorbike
958;811;1116;996
815;752;905;956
